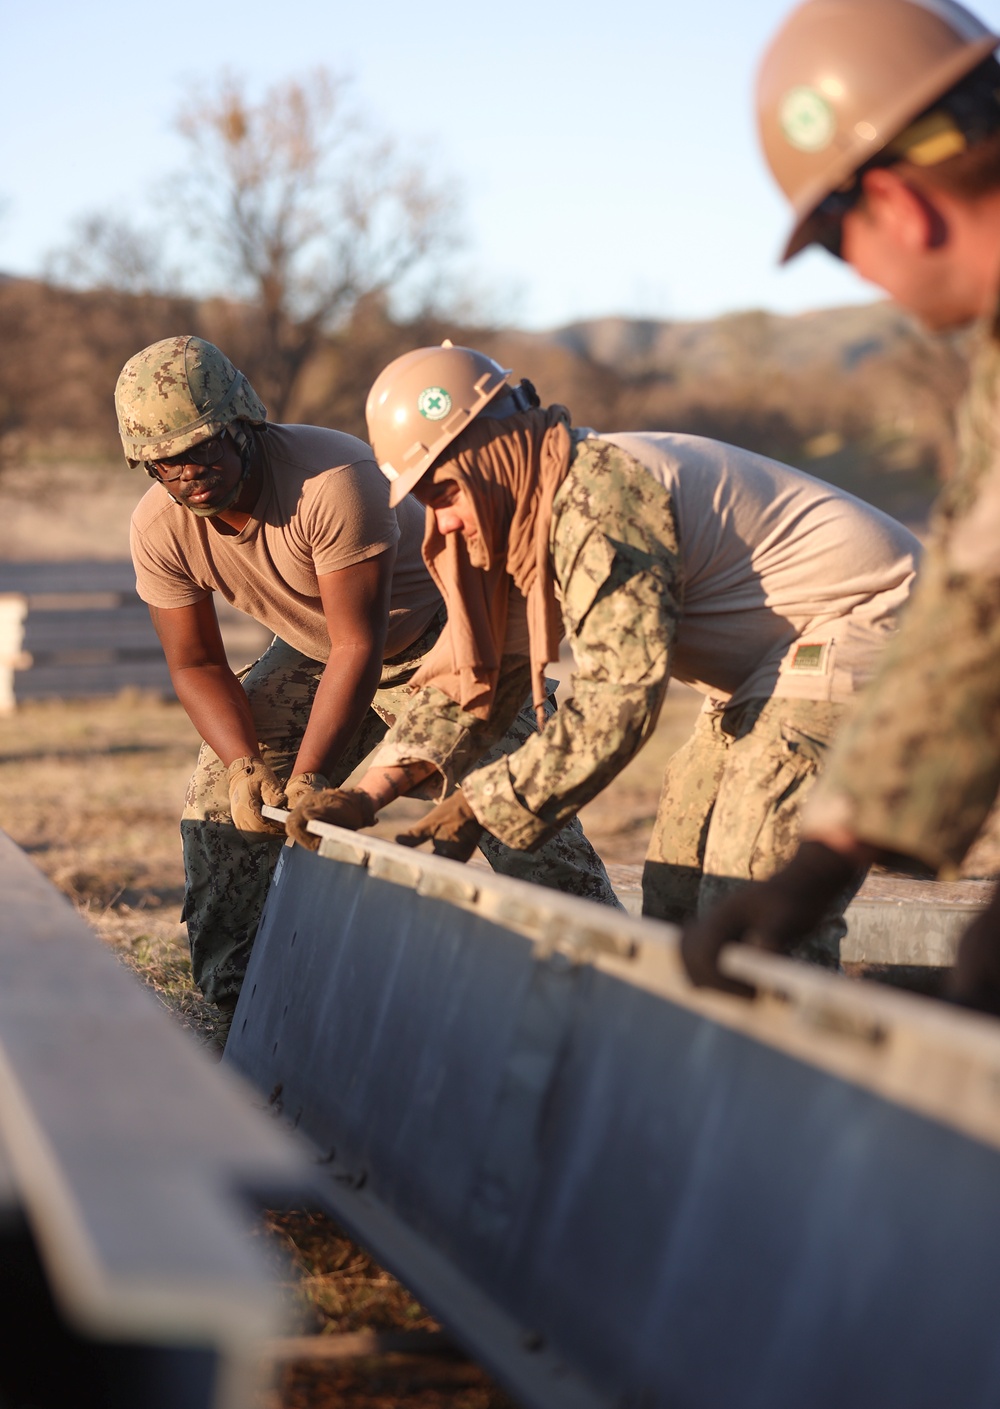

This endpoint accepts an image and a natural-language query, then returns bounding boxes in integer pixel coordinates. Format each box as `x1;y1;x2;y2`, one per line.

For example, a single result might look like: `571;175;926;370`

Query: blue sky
5;0;1000;330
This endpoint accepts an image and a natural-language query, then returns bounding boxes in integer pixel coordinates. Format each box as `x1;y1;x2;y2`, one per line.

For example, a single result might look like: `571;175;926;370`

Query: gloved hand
227;755;287;835
395;790;483;862
680;841;858;997
286;787;377;850
945;887;1000;1017
284;771;331;810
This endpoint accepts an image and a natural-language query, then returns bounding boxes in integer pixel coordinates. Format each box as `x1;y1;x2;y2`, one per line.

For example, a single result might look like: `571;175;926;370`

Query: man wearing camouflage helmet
292;341;921;971
116;335;619;1018
682;0;1000;1012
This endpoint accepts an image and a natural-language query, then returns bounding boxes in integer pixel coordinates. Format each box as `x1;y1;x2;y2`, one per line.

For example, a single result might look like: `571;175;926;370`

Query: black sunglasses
807;182;864;261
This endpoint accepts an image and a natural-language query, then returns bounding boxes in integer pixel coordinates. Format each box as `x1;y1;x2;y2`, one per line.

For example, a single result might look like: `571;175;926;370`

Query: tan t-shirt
596;432;922;706
130;423;441;662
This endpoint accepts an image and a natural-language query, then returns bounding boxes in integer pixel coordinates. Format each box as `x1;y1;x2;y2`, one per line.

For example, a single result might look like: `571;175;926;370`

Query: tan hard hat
365;343;512;507
757;0;999;260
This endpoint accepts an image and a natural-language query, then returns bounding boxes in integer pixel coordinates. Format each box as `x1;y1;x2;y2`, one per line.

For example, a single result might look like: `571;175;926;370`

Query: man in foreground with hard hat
290;341;921;967
682;0;1000;1009
116;336;619;1018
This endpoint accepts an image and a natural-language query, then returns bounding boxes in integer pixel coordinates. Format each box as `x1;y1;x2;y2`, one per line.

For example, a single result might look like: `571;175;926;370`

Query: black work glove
395;790;483;862
680;841;858;997
285;787;377;851
945;885;1000;1017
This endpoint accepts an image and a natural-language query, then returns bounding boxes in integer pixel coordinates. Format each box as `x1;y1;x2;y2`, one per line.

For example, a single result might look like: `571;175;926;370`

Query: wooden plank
0;562;272;701
0;562;138;597
22;606;164;653
13;661;175;699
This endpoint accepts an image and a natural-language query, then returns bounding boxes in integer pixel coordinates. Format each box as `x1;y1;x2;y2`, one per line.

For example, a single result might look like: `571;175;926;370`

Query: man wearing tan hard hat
293;338;922;971
683;0;1000;1011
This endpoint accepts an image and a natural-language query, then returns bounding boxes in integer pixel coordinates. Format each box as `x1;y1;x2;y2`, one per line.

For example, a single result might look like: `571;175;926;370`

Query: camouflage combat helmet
757;0;999;260
366;342;527;507
114;335;267;468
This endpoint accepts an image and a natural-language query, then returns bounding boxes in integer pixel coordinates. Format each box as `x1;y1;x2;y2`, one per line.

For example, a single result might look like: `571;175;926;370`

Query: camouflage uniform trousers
181;621;620;1010
642;696;865;967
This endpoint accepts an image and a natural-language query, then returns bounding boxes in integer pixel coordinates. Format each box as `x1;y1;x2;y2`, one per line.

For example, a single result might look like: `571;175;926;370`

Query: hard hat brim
387;460;434;509
777;30;1000;263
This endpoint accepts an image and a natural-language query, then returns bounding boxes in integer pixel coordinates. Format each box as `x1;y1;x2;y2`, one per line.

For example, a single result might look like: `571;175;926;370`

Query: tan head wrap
408;406;574;727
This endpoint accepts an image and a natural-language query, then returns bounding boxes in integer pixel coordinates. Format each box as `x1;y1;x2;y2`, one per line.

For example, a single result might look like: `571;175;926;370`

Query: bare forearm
293;646;383;777
171;662;260;766
355;760;438;809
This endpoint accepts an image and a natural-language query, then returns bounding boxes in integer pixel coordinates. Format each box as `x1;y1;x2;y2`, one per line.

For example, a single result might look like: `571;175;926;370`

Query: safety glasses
145;435;227;483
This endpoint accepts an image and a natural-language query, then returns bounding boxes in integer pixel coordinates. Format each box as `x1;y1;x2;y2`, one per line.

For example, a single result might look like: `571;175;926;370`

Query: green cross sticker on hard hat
418;386;452;421
779;86;836;152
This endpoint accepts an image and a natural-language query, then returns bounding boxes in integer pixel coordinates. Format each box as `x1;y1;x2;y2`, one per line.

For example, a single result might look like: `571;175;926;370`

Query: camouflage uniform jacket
378;434;917;851
803;316;1000;875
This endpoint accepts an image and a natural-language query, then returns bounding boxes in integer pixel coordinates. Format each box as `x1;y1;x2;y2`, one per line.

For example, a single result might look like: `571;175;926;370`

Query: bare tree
46;214;174;297
170;69;459;420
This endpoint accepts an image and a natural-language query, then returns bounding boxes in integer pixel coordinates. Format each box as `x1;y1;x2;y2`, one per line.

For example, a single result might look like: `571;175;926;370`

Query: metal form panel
0;828;318;1409
227;818;1000;1409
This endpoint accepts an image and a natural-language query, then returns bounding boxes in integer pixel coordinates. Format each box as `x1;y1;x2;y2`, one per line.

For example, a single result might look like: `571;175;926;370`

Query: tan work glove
227;756;287;835
395;790;483;862
286;787;377;850
284;771;331;810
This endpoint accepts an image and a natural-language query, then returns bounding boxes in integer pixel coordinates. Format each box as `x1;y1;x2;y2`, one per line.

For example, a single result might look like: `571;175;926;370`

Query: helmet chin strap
174;428;254;517
485;382;536;420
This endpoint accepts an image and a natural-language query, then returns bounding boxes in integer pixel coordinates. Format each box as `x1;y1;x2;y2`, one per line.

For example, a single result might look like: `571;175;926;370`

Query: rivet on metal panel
540;921;638;963
493;894;547;937
798;1000;889;1046
416;871;480;906
369;852;425;889
316;834;371;867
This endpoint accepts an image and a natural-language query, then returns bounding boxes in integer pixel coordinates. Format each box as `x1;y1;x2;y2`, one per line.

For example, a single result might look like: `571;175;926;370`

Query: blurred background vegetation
0;67;972;530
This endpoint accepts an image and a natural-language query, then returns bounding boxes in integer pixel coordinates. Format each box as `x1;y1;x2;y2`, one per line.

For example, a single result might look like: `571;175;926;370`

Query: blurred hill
496;303;970;526
0;276;971;555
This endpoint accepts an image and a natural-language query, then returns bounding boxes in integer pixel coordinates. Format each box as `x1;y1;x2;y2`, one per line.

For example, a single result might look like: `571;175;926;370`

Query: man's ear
860;167;949;251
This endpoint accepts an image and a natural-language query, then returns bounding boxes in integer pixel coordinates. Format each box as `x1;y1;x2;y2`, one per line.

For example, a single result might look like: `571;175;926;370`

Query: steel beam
0;828;318;1409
